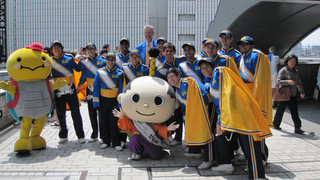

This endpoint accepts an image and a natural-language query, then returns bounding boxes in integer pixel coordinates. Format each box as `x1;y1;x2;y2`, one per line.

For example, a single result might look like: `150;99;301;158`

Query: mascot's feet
14;138;32;153
30;136;46;150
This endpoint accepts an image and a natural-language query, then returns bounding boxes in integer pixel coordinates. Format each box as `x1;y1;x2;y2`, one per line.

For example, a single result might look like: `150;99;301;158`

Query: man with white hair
136;25;157;66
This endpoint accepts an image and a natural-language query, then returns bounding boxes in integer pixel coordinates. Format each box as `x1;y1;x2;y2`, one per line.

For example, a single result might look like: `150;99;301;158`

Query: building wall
7;0;148;54
168;0;219;55
6;0;220;56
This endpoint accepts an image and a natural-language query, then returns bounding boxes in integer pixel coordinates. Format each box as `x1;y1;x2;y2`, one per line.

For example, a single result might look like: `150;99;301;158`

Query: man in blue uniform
50;40;85;144
166;67;213;159
93;52;124;151
178;43;205;84
195;38;208;60
122;49;149;83
136;25;157;66
218;30;242;68
155;42;182;80
237;35;272;170
154;37;167;69
116;38;131;69
78;42;106;143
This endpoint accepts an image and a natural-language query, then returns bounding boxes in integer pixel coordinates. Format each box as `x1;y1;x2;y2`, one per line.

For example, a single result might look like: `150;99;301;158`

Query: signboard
0;0;6;63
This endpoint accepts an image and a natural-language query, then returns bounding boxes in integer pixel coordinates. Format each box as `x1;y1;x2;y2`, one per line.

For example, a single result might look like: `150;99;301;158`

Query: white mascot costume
113;76;179;160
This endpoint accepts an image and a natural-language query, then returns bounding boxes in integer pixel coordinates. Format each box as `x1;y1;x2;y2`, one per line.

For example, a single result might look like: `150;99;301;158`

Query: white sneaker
59;138;68;144
198;161;215;170
131;153;142;160
212;164;234;174
170;140;182;146
101;143;108;149
184;152;202;159
115;146;123;151
78;138;85;144
88;138;98;143
120;141;126;148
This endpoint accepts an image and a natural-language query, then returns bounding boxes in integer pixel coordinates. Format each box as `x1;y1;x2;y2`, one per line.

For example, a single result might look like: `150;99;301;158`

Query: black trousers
203;102;217;162
165;107;183;141
214;131;236;164
55;84;85;139
87;87;99;139
98;97;120;147
273;96;302;129
238;134;265;179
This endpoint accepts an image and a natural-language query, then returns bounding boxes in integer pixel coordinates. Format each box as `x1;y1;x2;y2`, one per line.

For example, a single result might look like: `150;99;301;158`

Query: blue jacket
155;56;182;81
175;77;209;116
116;52;130;69
136;40;157;65
92;67;124;108
219;47;242;68
178;58;205;84
121;62;149;83
239;48;261;83
79;54;106;87
51;54;83;83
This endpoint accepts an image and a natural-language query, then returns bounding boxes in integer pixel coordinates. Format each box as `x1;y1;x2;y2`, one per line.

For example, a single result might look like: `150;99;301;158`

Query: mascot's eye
130;93;140;103
17;58;21;62
42;56;46;61
154;96;164;106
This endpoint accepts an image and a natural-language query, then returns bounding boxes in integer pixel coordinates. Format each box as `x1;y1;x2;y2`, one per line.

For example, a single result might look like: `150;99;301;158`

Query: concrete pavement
0;99;319;180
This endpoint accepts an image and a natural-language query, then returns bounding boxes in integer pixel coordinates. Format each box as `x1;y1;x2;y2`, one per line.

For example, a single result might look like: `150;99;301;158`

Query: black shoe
273;126;281;130
294;128;305;135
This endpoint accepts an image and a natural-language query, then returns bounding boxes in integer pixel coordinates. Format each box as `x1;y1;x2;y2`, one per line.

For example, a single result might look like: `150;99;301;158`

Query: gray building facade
5;0;220;58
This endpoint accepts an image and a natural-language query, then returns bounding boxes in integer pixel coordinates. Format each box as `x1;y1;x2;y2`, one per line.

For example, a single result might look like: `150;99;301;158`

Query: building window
178;14;195;21
178;34;195;41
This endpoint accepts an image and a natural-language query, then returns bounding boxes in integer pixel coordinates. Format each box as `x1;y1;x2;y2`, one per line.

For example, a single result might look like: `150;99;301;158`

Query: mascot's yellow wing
184;77;214;146
219;67;272;141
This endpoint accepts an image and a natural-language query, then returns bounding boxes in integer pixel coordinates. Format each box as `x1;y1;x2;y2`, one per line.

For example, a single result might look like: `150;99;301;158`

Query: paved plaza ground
0;99;319;180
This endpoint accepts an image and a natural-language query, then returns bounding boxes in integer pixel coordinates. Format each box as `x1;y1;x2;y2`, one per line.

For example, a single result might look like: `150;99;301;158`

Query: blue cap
50;40;63;48
86;42;96;49
130;49;140;57
237;36;254;45
205;38;219;46
198;57;214;67
182;43;195;50
219;30;233;37
157;37;167;43
120;38;130;44
105;52;116;59
202;38;209;44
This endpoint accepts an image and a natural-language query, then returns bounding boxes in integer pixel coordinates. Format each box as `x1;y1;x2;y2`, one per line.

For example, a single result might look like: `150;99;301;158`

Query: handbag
272;86;291;101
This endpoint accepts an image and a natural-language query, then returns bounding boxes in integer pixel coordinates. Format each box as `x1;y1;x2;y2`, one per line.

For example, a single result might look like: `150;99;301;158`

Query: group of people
46;25;307;179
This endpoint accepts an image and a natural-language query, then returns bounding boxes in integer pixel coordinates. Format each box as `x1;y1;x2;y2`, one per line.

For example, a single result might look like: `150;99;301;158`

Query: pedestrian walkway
0;100;319;180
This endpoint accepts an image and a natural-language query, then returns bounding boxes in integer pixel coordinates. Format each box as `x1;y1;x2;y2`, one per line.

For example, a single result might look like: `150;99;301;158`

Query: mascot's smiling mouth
20;64;44;71
136;110;155;116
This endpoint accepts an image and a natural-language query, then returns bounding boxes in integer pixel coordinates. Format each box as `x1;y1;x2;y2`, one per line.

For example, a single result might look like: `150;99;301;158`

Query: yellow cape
252;52;273;127
184;77;214;145
225;55;240;77
218;67;272;141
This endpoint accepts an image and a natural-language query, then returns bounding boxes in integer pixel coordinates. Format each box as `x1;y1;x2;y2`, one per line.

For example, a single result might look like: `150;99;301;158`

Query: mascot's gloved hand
50;79;67;91
0;81;16;96
112;108;123;119
167;121;179;131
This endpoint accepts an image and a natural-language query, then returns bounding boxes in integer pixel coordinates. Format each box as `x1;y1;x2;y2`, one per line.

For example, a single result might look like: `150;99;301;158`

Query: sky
301;28;320;46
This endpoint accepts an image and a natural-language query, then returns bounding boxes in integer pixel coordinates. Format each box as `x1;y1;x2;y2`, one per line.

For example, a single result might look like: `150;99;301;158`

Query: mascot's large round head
118;76;178;123
6;42;52;81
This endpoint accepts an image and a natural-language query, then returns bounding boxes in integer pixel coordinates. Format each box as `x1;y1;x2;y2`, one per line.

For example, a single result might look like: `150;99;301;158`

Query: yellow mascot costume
0;42;66;153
